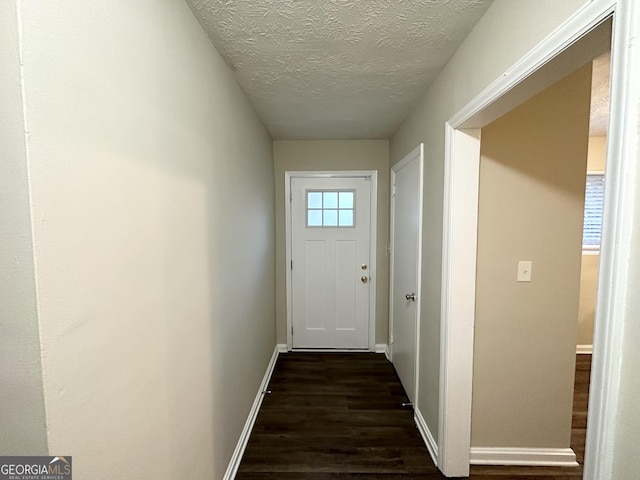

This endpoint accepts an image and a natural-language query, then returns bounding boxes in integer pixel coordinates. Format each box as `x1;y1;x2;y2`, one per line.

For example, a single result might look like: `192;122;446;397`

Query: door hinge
290;191;292;202
291;326;294;336
291;260;293;270
392;183;396;197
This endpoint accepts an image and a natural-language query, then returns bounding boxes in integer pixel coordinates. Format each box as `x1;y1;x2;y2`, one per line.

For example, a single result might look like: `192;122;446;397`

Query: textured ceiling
590;51;610;137
187;0;494;139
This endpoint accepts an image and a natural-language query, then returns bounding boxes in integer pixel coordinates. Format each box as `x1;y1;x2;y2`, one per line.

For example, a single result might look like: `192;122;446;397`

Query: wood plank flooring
236;353;591;479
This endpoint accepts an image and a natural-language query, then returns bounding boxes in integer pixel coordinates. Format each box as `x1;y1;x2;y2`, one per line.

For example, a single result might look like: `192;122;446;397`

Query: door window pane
323;209;338;226
306;190;355;228
323;192;338;209
339;191;353;209
308;192;323;209
308;209;323;227
339;209;354;227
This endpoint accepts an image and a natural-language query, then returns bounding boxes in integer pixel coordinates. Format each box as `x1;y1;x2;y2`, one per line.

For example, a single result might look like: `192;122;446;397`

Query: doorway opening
438;5;635;478
469;50;609;473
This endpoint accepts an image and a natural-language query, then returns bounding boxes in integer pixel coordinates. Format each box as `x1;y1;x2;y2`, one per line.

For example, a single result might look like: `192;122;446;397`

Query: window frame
305;188;357;228
582;170;605;254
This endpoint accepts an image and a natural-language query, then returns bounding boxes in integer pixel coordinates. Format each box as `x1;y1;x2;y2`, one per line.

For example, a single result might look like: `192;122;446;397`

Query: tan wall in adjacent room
274;140;390;346
472;64;592;448
577;136;607;348
578;254;599;347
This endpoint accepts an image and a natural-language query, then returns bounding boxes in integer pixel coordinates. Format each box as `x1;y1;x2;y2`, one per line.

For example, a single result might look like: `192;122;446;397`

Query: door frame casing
284;171;378;352
439;0;639;478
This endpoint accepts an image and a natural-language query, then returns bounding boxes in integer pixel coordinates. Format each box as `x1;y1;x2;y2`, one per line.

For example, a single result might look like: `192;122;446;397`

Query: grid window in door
307;190;355;227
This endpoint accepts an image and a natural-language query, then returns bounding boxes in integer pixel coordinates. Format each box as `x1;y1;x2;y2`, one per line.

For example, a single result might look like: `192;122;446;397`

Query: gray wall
389;0;589;441
5;1;276;478
0;0;48;455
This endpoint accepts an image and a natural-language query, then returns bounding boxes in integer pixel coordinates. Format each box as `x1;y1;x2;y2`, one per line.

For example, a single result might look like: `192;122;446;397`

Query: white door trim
439;1;639;478
389;144;424;404
284;171;378;352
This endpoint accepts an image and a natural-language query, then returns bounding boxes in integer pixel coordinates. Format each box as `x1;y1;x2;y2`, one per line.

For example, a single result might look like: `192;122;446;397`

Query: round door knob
361;276;368;284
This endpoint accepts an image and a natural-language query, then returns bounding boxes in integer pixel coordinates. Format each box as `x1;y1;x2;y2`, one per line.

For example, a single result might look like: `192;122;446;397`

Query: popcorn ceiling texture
589;51;610;137
187;0;493;139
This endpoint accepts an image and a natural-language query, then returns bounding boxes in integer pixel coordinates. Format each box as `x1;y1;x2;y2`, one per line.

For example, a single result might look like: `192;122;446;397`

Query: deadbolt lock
361;264;367;270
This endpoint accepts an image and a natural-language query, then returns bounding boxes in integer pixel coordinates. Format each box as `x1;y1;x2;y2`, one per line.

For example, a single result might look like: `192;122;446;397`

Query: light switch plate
517;261;532;282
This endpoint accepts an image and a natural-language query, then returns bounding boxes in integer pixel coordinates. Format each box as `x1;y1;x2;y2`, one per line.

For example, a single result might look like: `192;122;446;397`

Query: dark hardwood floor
236;353;591;479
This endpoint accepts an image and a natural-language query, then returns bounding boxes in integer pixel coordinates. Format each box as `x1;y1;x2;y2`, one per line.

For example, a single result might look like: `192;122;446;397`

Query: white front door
390;145;423;403
290;176;372;349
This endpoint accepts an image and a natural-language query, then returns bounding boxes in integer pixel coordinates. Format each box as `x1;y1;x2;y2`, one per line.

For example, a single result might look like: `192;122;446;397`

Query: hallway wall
0;0;48;455
6;1;276;478
390;0;589;444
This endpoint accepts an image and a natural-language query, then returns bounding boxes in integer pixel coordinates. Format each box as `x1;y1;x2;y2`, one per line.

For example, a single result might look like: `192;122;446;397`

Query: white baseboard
375;343;388;354
277;343;288;353
375;344;391;361
223;345;280;480
292;348;370;352
415;408;439;467
576;344;593;354
470;447;578;467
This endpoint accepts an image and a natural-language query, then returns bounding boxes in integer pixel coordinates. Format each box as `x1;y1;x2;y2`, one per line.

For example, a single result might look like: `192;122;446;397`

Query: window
583;173;605;251
307;190;355;227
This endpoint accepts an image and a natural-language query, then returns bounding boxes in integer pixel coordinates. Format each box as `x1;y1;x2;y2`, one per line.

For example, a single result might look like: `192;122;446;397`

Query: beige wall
389;0;588;440
577;136;607;347
0;1;48;455
587;136;607;172
11;1;275;478
472;65;591;448
578;254;599;346
274;140;390;345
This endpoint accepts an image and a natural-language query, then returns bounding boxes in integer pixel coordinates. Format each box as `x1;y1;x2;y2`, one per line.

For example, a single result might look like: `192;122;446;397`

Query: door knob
405;292;416;301
361;276;368;284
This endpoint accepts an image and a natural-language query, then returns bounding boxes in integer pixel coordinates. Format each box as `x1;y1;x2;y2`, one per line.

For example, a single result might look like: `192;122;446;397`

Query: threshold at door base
290;348;372;352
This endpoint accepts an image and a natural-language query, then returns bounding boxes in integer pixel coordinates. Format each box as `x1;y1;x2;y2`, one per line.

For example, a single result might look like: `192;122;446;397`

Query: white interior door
290;176;371;349
390;145;423;403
